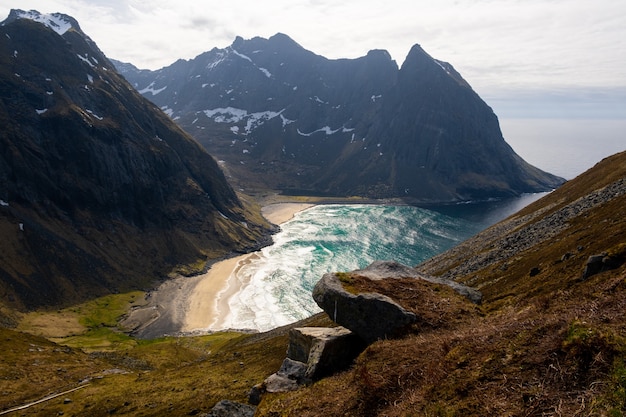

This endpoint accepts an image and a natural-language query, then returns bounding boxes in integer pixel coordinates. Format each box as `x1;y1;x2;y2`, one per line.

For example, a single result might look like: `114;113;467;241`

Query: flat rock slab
354;260;482;304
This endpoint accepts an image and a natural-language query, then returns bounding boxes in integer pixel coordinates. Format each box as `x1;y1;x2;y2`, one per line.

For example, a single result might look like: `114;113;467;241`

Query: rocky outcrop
312;261;482;343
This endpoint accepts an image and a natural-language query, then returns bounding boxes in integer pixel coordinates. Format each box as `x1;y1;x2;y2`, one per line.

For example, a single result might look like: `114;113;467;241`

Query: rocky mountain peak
3;9;83;36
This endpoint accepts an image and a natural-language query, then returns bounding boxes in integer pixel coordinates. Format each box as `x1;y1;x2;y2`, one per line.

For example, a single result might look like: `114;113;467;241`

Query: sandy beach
181;202;314;333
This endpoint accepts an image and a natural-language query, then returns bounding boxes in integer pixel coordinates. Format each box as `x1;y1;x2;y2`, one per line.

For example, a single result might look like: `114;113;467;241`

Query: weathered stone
354;261;482;304
248;384;264;406
277;358;307;383
204;400;256;417
582;254;607;280
313;272;417;343
264;373;300;393
287;327;365;380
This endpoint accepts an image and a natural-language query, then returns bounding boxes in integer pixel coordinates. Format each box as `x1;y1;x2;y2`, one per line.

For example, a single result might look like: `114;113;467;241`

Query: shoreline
181;202;314;334
122;202;315;337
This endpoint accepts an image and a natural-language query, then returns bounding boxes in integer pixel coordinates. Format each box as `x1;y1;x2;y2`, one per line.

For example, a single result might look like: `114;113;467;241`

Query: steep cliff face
116;34;564;201
0;11;272;310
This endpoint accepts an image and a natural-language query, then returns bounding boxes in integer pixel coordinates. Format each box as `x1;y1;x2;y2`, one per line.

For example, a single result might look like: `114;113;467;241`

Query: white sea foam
208;204;484;332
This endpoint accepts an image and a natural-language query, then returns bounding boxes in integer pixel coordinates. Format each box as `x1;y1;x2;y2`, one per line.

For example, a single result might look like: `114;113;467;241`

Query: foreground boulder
313;273;417;343
312;261;482;343
287;327;365;380
253;326;365;400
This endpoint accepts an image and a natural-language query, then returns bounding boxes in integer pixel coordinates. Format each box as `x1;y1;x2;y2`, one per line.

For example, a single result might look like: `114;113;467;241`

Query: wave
213;204;482;332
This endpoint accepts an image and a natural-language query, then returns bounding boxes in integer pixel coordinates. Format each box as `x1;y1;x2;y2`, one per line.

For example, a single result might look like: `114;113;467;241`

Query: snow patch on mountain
297;126;342;137
139;82;167;95
86;109;103;120
206;52;227;70
203;107;284;134
231;49;253;63
434;60;451;75
280;114;295;127
13;10;73;35
77;54;95;68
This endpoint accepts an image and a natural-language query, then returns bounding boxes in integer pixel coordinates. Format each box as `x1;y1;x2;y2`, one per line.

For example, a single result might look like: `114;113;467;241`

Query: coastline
122;202;315;337
181;202;314;334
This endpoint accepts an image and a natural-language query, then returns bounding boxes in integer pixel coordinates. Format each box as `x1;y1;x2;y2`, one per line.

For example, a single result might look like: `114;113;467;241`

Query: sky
1;0;624;174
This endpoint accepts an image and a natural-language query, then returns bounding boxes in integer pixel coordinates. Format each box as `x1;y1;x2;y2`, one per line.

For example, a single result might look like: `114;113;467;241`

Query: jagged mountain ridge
115;34;564;201
0;10;273;310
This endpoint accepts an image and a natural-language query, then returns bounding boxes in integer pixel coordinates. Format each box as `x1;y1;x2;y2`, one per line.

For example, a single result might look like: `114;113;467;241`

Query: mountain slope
0;10;273;311
115;34;564;201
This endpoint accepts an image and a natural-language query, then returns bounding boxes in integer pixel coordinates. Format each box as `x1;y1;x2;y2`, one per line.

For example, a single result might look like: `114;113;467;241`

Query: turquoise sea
216;195;545;332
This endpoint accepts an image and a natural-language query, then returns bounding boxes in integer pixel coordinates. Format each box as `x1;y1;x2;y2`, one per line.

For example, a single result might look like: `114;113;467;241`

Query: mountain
115;34;564;201
0;10;273;311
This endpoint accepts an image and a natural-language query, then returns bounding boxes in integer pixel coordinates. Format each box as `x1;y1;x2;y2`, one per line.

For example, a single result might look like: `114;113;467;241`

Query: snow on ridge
280;114;295;127
297;126;341;137
297;124;355;137
206;52;227;70
77;54;95;68
231;49;253;63
434;60;452;75
15;10;73;35
139;81;167;96
85;109;103;120
228;48;272;79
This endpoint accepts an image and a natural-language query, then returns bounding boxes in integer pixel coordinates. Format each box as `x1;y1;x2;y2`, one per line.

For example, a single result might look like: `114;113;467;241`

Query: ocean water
500;118;626;180
216;200;538;332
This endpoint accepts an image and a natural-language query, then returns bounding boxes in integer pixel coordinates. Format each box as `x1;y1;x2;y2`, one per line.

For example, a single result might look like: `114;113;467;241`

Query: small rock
248;384;264;405
264;373;300;393
205;400;256;417
582;254;606;280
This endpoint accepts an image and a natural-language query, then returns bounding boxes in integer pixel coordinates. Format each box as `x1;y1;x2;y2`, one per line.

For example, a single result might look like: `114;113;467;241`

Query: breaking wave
216;204;484;332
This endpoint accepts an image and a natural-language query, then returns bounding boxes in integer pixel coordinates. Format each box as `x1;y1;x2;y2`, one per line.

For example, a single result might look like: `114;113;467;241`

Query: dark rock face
115;34;564;201
312;261;483;343
0;11;272;309
313;272;418;343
